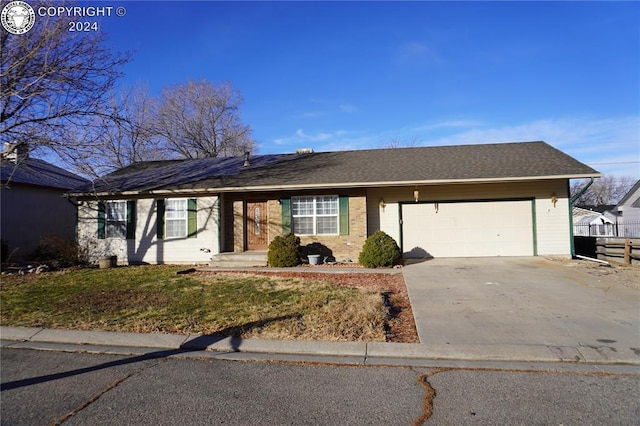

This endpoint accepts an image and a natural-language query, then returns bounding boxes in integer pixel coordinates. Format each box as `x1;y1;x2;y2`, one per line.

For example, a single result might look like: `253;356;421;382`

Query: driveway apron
402;257;640;360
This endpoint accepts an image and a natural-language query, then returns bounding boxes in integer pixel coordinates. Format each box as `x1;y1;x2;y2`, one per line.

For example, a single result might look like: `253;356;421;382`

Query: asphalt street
2;348;639;425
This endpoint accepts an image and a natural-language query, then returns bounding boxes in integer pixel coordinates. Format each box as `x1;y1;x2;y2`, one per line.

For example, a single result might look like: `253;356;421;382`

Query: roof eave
71;173;602;198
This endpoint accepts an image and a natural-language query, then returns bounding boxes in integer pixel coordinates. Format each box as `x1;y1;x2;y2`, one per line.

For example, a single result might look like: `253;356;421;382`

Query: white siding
367;180;571;257
617;186;640;234
78;196;219;265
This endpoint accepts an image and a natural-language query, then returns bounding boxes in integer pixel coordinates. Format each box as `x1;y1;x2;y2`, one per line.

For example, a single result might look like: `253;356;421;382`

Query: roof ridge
292;140;547;156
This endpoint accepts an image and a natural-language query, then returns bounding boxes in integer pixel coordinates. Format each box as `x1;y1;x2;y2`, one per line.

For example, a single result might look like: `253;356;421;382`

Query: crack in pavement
412;368;452;426
50;358;164;425
409;366;640;426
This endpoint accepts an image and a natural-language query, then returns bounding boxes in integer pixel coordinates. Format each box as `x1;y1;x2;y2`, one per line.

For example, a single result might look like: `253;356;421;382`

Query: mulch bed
196;270;419;343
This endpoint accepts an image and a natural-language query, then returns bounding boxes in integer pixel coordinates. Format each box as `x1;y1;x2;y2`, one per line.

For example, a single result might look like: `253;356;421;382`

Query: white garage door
402;200;535;257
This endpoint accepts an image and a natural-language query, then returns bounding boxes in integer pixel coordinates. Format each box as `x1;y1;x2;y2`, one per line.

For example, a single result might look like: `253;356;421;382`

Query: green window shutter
281;199;291;234
126;200;136;240
156;199;165;240
187;198;197;238
339;196;349;235
97;201;106;239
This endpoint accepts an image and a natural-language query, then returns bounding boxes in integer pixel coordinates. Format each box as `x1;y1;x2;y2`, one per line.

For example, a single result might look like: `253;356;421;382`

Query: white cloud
294;129;347;142
412;120;485;132
297;102;358;119
301;111;326;118
272;129;353;148
418;116;640;178
269;116;639;178
395;41;443;66
339;104;357;114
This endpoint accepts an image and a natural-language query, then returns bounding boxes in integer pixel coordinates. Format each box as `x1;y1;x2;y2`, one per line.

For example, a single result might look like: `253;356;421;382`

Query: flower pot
99;256;117;269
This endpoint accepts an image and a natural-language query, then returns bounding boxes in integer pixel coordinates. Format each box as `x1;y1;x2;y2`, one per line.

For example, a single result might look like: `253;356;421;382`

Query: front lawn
0;266;389;341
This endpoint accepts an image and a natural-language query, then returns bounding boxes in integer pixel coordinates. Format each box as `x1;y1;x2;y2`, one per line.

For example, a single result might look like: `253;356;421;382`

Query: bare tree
0;4;130;152
155;80;256;158
56;84;164;177
380;136;420;149
571;175;636;206
50;78;257;177
102;85;163;168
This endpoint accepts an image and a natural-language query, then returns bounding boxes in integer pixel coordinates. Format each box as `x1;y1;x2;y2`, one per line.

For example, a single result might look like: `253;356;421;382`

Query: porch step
209;251;268;268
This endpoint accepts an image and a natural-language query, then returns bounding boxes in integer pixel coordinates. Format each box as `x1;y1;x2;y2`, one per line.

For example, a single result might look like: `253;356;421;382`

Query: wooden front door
246;201;268;250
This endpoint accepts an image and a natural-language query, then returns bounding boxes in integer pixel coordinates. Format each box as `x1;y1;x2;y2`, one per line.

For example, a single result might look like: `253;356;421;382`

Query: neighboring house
572;207;615;236
1;143;89;259
573;204;617;222
68;141;600;264
611;180;640;238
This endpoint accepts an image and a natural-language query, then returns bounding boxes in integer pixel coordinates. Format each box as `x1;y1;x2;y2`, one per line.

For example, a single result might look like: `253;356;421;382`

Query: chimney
2;142;29;164
295;148;314;154
243;151;250;167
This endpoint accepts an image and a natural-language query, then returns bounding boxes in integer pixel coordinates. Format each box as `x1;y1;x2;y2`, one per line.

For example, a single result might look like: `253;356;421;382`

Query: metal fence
573;220;640;238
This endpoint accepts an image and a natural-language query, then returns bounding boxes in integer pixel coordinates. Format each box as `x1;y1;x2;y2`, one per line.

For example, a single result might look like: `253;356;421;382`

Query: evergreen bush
358;230;401;268
267;233;301;267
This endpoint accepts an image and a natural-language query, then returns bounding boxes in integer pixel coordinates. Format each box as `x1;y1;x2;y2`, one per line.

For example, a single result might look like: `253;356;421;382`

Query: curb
196;267;403;275
2;327;639;366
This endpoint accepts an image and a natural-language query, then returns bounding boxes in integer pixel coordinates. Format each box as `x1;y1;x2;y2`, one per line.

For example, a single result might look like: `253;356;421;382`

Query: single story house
68;141;600;264
1;143;89;259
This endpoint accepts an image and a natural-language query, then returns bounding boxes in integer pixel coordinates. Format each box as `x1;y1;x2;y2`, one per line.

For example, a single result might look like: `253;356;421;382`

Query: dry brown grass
1;266;391;342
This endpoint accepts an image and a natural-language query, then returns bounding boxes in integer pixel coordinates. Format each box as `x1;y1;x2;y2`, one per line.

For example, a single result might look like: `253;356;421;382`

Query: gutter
69;173;602;198
568;177;595;258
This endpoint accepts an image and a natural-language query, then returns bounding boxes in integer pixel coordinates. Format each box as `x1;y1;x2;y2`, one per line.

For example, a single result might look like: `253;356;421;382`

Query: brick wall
267;199;281;244
267;193;367;261
232;200;244;252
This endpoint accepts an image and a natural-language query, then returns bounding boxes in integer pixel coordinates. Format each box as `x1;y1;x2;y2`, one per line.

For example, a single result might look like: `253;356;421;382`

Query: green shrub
358;230;401;268
268;233;301;267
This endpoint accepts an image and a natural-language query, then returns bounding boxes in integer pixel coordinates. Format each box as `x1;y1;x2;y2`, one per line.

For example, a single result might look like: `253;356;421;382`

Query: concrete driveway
402;257;640;363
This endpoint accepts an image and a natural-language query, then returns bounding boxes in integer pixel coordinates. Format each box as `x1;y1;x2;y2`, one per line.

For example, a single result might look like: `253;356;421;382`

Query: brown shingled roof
71;141;600;196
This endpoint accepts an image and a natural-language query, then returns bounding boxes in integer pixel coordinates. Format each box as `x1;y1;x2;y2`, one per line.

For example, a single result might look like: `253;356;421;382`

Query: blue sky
94;1;639;178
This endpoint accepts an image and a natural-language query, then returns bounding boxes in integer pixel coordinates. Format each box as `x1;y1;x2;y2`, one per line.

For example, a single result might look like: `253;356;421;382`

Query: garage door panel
402;200;534;258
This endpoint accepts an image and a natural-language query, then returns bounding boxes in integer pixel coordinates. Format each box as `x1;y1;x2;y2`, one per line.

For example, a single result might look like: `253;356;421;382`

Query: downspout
63;194;81;248
568;177;595;257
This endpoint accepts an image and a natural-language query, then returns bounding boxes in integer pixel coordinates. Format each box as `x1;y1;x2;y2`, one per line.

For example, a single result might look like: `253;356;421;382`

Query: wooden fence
595;238;639;265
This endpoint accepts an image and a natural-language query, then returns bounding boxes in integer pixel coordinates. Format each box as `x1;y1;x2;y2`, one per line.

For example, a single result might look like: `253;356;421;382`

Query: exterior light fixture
551;193;558;207
413;189;419;202
379;198;386;209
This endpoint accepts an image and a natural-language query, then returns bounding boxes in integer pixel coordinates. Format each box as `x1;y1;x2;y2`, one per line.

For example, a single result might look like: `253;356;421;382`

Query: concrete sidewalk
2;326;639;367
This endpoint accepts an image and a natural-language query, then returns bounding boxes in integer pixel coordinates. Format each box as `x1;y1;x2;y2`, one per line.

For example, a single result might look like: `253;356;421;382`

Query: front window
165;198;188;238
106;201;126;238
292;196;338;235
